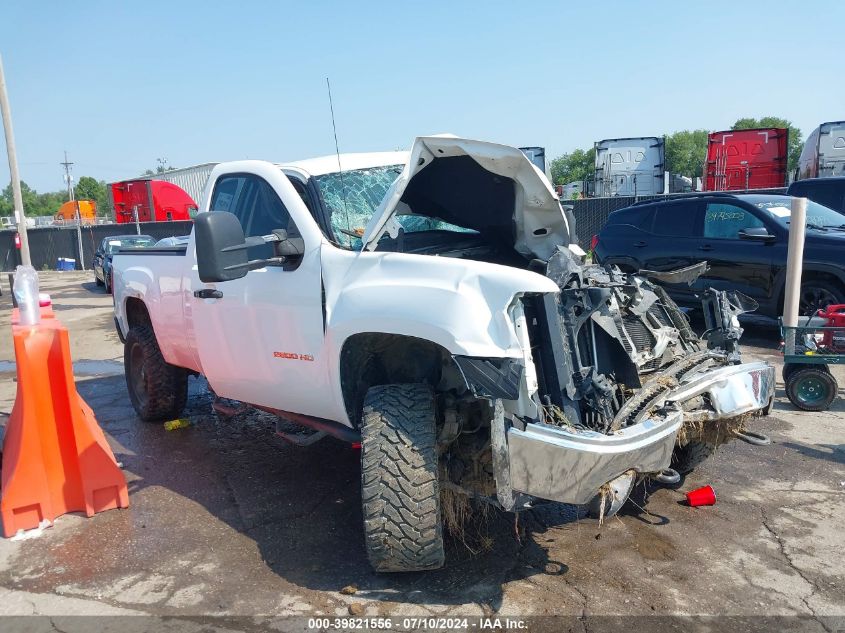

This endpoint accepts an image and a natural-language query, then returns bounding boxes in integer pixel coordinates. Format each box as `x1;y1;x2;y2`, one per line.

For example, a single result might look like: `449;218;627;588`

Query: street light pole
0;53;31;266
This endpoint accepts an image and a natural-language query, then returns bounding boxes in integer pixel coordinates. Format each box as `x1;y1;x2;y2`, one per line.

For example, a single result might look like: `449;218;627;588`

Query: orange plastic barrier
1;310;128;537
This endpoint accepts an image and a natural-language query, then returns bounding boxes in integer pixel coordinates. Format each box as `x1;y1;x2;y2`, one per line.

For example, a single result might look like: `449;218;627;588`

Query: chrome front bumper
667;361;775;421
502;361;773;507
506;410;683;505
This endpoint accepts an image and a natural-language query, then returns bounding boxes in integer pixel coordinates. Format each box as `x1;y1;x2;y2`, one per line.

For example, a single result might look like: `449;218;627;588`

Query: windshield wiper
786;221;828;231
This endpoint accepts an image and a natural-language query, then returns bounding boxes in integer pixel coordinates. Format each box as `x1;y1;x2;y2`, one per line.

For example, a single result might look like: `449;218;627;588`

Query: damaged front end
482;248;774;513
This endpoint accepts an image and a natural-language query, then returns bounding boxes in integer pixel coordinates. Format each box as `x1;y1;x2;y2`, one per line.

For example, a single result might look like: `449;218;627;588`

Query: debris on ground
163;418;191;431
685;485;716;507
677;413;750;448
340;585;357;595
348;603;365;616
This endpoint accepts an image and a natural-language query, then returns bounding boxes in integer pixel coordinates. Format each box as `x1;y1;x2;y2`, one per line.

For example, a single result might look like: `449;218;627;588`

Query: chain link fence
0;221;193;272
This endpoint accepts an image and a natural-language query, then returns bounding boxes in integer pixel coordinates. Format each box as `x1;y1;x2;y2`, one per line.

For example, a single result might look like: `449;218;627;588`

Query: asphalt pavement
0;272;842;631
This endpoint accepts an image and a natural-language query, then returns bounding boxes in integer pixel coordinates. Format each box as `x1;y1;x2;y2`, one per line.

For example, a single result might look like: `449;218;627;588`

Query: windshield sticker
766;206;791;218
214;192;234;212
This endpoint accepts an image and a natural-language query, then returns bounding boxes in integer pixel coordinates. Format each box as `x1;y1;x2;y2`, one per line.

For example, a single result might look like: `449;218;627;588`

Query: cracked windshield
314;165;473;248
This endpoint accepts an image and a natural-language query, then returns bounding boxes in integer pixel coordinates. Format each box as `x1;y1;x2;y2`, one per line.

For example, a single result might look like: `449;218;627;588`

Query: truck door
637;200;704;305
692;201;774;302
189;172;333;420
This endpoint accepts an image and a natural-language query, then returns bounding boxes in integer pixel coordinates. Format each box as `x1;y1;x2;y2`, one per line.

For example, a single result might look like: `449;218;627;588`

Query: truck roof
278;151;409;177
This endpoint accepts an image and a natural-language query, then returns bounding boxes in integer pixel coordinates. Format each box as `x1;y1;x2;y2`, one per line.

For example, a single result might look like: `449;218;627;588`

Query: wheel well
125;297;152;330
777;270;845;313
339;333;458;427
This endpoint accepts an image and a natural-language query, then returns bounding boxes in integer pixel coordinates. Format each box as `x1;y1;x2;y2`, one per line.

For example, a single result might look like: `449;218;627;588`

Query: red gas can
817;304;845;352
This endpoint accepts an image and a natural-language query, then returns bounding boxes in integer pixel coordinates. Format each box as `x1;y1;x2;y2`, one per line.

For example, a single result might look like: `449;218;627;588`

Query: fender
114;258;199;371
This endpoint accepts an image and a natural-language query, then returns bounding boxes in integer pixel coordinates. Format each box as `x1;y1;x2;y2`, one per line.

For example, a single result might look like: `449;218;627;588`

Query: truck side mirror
738;226;776;243
194;211;250;282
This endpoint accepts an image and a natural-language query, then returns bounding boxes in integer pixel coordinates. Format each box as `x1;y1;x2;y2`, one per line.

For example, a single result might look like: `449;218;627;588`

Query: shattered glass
314;165;474;249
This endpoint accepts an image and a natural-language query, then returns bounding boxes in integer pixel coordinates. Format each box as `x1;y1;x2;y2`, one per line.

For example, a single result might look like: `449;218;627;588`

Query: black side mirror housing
738;226;776;243
195;211;250;282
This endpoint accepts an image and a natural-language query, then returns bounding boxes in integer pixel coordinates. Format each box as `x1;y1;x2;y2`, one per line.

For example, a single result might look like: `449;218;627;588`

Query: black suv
594;193;845;317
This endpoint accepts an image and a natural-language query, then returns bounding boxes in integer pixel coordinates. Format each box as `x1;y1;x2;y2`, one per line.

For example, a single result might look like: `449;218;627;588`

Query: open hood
361;135;574;260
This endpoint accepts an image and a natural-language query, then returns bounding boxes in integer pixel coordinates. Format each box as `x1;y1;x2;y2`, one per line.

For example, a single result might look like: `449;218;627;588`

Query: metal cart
780;317;844;411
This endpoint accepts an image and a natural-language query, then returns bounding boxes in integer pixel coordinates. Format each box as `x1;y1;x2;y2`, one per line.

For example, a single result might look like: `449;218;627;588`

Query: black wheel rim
799;286;838;316
128;342;148;409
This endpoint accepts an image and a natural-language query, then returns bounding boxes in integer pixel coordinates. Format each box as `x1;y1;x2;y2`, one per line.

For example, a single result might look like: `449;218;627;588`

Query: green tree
75;175;110;215
35;191;67;217
731;116;802;173
2;180;42;216
1;181;73;217
143;164;177;176
664;129;709;178
549;147;595;185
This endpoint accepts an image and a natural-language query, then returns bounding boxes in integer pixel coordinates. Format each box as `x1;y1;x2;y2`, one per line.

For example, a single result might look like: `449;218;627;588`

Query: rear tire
786;367;838;412
671;441;715;475
799;280;844;316
360;384;444;572
124;325;188;421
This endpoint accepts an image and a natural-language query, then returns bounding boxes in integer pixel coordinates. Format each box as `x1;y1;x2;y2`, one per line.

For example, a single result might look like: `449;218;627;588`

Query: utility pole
61;151;85;270
0;54;31;266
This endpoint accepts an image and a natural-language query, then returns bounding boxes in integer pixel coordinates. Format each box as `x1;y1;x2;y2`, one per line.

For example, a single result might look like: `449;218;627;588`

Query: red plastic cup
685;485;716;507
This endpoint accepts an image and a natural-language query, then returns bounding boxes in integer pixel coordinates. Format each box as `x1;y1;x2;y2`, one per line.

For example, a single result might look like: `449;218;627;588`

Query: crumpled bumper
506;409;683;505
667;361;775;421
501;361;773;507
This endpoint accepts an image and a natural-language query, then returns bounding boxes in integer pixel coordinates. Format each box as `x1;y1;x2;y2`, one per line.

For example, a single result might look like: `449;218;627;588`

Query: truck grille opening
648;304;673;328
621;316;655;354
621;315;662;372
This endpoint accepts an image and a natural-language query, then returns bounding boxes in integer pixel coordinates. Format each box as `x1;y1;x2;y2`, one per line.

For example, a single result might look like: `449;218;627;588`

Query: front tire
671;440;716;475
360;384;445;572
124;325;188;421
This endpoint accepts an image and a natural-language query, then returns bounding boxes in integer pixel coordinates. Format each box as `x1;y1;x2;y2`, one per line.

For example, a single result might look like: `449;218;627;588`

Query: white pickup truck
113;135;774;572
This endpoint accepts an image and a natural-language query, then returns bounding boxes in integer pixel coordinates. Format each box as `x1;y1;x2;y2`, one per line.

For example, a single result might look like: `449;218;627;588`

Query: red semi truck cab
704;128;788;191
110;179;198;223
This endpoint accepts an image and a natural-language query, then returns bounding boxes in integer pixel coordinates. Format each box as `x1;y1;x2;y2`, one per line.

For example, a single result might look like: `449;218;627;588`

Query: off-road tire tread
671;440;716;475
360;383;444;572
124;325;188;422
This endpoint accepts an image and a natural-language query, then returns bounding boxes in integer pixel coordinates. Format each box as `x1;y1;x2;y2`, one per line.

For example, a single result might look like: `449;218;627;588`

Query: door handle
194;288;223;299
633;241;648;248
699;244;714;251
